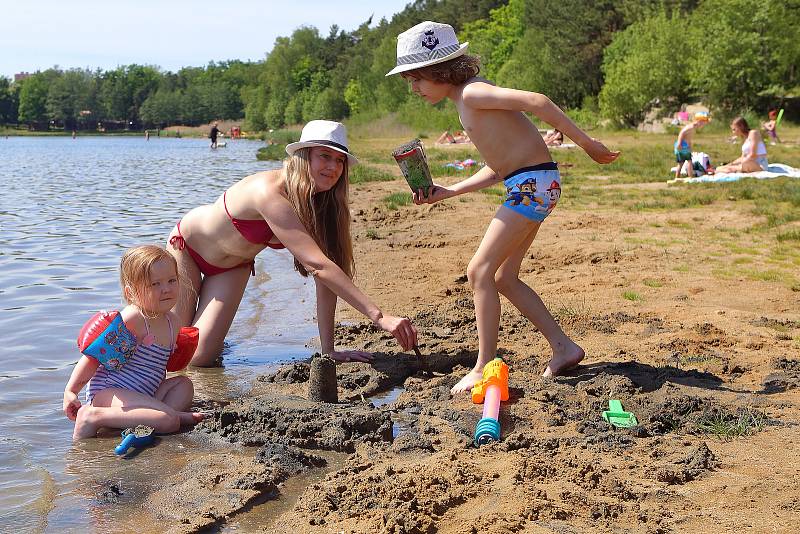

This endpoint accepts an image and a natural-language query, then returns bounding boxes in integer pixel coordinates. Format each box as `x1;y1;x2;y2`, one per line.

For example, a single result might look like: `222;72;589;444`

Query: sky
2;0;411;78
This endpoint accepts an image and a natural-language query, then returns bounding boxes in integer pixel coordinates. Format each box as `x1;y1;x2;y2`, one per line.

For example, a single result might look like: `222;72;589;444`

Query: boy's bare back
452;78;553;178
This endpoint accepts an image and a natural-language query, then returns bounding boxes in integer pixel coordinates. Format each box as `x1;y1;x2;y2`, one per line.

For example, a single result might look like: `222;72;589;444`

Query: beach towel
668;164;800;184
670;151;712;177
443;158;478;171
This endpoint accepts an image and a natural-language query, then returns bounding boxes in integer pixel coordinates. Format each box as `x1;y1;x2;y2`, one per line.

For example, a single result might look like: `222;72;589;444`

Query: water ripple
0;136;313;530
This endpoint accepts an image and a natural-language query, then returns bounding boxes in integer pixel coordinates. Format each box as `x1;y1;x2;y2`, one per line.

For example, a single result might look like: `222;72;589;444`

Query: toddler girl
63;245;203;440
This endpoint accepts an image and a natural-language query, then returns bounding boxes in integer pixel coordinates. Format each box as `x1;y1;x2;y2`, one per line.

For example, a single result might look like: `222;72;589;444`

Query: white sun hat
385;21;469;77
285;120;358;166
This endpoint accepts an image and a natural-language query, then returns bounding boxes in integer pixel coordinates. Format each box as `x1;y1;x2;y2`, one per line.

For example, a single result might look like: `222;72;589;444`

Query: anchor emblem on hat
421;30;439;50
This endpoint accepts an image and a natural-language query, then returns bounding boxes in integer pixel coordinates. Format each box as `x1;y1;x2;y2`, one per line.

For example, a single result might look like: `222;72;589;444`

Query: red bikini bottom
169;220;255;277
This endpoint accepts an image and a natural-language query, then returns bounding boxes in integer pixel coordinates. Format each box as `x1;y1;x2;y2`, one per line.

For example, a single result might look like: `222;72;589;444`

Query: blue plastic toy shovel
114;425;155;455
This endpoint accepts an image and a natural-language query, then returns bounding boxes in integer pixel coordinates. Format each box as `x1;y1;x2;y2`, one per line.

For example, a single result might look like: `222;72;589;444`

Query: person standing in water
209;122;221;149
167;120;418;366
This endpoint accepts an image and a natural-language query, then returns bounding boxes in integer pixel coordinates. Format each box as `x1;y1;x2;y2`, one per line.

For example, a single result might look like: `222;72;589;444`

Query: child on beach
763;109;781;145
63;245;203;440
386;21;620;393
673;112;709;178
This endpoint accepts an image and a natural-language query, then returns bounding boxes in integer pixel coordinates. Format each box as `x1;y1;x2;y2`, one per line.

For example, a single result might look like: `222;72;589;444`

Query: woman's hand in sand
329;349;374;363
582;139;620;164
376;315;418;352
63;390;80;421
413;185;452;205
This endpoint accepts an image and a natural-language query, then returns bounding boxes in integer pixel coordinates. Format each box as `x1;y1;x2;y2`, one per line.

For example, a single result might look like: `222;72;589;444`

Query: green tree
688;0;799;111
460;0;525;81
248;26;325;127
0;76;18;124
18;72;54;128
99;65;160;125
140;89;184;126
46;69;96;129
599;12;691;124
501;0;624;108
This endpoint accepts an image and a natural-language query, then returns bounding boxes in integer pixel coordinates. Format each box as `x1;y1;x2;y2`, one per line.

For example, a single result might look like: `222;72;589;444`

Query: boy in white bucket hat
387;21;620;392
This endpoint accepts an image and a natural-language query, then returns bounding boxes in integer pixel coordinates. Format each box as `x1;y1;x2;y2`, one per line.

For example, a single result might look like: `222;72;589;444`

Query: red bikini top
223;191;285;249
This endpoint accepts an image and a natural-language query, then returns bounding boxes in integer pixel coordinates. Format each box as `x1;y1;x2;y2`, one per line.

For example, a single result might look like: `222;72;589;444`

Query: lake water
0;136;319;532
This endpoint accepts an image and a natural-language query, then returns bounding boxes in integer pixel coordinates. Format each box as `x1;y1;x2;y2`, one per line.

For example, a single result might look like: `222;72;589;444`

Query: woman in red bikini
168;120;418;366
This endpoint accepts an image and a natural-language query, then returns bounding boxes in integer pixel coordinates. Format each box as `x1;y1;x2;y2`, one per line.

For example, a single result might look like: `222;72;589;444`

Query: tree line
1;0;796;131
0;61;257;130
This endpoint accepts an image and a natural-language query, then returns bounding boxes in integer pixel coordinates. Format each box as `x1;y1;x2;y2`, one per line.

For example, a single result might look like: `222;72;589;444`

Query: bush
256;144;287;161
349;164;396;184
599;12;691;125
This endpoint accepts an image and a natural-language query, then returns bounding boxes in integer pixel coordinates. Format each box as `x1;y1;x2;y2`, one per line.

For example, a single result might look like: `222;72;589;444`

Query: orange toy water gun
471;357;509;445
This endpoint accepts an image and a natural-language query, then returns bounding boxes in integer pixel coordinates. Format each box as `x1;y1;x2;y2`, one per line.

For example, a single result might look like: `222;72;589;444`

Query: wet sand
137;148;798;533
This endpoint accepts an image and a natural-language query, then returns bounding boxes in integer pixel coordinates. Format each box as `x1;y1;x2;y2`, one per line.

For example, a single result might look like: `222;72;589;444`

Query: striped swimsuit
86;313;174;403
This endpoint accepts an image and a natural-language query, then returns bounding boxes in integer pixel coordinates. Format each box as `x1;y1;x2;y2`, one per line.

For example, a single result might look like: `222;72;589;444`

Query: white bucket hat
386;21;469;77
285;120;358;166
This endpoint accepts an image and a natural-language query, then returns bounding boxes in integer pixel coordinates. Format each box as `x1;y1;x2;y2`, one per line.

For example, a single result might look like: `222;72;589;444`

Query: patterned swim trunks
501;162;561;222
674;140;692;163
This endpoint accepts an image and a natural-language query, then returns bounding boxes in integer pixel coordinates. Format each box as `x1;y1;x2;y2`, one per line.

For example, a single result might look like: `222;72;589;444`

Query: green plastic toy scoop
602;400;638;428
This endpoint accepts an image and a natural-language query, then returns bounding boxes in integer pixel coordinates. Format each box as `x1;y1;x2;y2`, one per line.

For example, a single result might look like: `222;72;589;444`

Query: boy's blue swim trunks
674;140;692;163
502;162;560;222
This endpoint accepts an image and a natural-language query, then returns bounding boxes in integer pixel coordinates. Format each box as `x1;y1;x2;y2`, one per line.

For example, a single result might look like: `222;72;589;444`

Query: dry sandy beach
140;132;799;533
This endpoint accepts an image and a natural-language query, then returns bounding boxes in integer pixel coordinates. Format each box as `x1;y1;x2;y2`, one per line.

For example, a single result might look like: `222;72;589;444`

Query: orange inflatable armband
167;326;199;372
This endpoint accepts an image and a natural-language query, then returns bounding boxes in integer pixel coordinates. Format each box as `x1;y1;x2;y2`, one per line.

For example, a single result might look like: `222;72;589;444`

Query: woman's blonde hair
284;147;355;278
120;245;179;307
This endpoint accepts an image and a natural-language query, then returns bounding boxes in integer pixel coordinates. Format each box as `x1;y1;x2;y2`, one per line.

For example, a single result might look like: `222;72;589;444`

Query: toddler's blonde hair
120;245;179;308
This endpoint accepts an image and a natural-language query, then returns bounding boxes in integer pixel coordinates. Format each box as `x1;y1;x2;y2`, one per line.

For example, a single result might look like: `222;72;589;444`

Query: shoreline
133;131;800;532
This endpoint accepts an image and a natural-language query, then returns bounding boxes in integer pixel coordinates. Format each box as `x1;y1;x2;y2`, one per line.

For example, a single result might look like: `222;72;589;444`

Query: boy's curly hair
403;54;481;85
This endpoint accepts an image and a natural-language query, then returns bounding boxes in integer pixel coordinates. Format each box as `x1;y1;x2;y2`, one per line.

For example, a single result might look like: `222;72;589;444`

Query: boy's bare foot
542;343;585;378
451;368;484;394
72;405;98;440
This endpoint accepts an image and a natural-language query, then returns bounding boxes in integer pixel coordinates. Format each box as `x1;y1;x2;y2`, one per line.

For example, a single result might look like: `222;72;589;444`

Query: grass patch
667;219;692;229
349;164;396;184
256;144;287;161
630;190;715;211
553;297;590;321
725;243;756;254
481;186;505;200
265;128;301;145
744;268;786;282
382;192;412;210
777;229;800;242
711;267;736;280
365;228;380;240
696;407;767;439
643;279;663;288
255;129;302;161
622;291;642;302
